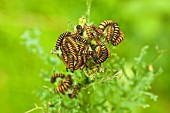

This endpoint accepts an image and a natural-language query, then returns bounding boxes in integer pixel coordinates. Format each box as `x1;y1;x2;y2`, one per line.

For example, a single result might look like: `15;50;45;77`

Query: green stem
86;0;92;23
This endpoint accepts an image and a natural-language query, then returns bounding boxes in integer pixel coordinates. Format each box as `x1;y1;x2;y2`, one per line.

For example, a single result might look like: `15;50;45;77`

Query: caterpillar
53;20;124;73
93;32;103;46
79;44;85;53
61;53;69;69
67;42;77;61
54;75;72;94
99;20;115;31
111;22;120;42
65;75;73;85
51;73;65;83
91;24;103;36
106;26;113;42
55;31;71;50
93;45;108;64
68;85;79;98
74;44;85;70
79;44;87;69
74;55;82;70
69;55;74;73
84;24;93;39
58;80;65;95
80;54;87;69
61;38;69;52
111;30;124;46
67;37;79;52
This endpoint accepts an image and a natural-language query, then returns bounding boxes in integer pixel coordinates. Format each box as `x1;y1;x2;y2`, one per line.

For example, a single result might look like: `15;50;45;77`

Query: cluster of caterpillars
51;73;78;98
51;20;124;98
54;20;124;73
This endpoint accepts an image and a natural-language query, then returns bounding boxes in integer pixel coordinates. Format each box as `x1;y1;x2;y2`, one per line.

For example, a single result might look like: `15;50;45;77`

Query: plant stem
86;0;92;23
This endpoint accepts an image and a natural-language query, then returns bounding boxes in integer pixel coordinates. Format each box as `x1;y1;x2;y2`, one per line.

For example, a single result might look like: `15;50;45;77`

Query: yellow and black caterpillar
68;85;79;98
53;19;124;72
51;73;65;83
54;75;72;94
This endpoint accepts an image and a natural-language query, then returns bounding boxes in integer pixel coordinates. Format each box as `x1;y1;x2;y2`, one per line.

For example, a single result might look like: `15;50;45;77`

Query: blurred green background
0;0;169;113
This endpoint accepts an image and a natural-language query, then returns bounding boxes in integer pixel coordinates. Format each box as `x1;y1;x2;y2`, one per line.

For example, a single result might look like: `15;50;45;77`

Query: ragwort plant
21;1;163;113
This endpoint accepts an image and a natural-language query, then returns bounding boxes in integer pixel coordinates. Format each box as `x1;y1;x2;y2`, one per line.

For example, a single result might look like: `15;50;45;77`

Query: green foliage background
0;0;169;113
